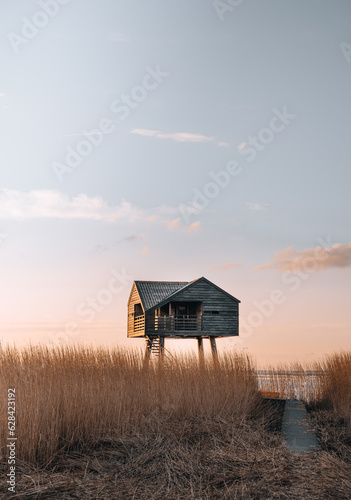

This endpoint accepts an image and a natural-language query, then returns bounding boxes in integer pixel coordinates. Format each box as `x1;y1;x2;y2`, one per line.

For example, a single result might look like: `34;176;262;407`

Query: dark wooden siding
165;279;239;337
128;278;239;338
127;283;145;337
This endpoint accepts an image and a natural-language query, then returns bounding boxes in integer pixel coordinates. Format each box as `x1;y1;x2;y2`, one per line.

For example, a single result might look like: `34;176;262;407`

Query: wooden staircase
149;337;161;356
145;336;163;358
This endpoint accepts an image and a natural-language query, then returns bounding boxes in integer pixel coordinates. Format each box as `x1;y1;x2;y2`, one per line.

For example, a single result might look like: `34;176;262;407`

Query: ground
2;402;351;500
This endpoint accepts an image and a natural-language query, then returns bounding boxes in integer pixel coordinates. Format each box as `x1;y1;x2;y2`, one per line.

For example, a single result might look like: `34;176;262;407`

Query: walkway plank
282;399;320;453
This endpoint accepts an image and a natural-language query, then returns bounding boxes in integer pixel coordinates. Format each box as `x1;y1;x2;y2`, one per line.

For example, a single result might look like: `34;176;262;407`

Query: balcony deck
134;314;202;334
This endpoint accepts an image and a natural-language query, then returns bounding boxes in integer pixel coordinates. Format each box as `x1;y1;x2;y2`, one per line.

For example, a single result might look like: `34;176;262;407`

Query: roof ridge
134;280;189;283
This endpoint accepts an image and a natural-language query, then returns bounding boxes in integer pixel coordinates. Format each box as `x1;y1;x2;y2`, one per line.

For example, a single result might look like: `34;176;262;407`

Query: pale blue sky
0;0;350;363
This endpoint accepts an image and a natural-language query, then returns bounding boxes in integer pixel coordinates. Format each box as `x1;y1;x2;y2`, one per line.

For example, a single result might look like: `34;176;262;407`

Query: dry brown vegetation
259;351;351;409
308;352;351;470
0;346;351;499
0;346;258;465
259;351;351;476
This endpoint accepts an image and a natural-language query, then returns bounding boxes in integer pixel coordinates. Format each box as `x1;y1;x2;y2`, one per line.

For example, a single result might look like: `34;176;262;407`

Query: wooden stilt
209;336;218;363
197;337;205;367
143;337;152;368
159;336;165;365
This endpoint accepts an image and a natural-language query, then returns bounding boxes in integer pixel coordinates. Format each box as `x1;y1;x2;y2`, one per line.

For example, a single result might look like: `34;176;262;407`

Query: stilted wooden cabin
127;277;240;361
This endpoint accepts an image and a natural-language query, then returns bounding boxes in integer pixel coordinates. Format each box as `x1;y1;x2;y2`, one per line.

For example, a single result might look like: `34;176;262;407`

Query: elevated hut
127;277;240;361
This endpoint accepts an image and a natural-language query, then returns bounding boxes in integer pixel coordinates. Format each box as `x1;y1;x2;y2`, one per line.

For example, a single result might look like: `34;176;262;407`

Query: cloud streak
186;221;201;233
130;128;228;147
0;189;143;222
254;243;351;272
0;190;201;238
246;202;270;212
167;217;181;230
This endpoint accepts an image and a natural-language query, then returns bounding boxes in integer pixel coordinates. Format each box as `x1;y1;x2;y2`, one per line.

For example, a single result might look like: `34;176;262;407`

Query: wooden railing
146;315;202;331
134;315;145;332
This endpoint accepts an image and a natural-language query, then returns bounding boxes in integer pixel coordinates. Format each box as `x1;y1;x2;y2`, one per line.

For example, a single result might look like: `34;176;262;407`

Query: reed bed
1;346;351;498
258;362;324;402
259;351;351;471
258;351;351;412
318;351;351;421
0;345;259;465
307;352;351;467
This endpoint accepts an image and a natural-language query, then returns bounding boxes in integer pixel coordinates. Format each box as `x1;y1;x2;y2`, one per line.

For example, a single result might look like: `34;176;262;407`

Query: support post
209;336;218;364
197;337;205;368
143;337;152;368
159;336;165;365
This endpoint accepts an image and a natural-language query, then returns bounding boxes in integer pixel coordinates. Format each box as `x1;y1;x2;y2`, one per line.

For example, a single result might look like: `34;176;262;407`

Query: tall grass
0;345;259;465
308;352;351;464
318;351;351;421
1;347;351;498
259;351;351;468
259;351;351;414
258;362;324;402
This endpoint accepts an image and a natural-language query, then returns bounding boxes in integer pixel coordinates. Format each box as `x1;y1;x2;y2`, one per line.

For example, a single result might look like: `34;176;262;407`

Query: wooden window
134;303;143;317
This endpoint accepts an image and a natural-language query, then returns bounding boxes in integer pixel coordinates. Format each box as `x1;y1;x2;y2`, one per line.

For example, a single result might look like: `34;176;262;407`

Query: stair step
146;337;166;358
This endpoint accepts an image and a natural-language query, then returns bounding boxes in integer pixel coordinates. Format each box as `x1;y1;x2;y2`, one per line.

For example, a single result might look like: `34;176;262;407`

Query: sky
0;0;350;364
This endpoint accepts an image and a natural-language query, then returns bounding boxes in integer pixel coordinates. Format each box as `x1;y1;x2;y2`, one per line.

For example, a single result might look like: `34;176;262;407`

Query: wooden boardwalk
282;399;320;453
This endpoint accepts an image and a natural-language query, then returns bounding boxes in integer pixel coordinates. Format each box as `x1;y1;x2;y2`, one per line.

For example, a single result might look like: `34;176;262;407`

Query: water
256;370;325;401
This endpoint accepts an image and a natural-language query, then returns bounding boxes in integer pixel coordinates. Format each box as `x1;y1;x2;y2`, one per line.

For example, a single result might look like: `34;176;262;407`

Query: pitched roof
135;280;189;311
134;277;240;312
144;277;240;313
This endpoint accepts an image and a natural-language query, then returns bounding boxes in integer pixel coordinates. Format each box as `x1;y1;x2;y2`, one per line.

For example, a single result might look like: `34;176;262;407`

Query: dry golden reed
1;347;351;498
318;351;351;421
259;351;351;419
0;345;258;465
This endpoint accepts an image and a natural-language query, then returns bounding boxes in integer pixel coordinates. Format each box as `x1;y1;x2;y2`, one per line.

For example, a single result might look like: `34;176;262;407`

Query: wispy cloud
0;190;204;240
254;243;351;272
121;234;146;243
0;189;143;222
186;221;201;233
145;215;157;222
246;202;270;212
207;262;239;271
0;93;6;98
167;217;181;231
130;128;229;147
92;233;146;254
164;217;200;233
141;246;150;255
